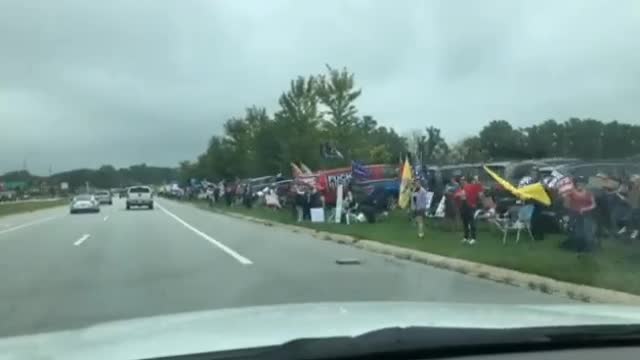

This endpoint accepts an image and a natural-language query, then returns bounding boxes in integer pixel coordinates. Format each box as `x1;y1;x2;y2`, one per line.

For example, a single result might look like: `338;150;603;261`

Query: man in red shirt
454;176;485;245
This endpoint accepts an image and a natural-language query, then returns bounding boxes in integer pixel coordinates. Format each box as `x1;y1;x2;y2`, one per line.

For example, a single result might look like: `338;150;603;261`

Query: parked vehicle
247;176;277;194
352;178;400;210
552;161;640;182
299;164;398;206
437;164;481;185
0;190;16;202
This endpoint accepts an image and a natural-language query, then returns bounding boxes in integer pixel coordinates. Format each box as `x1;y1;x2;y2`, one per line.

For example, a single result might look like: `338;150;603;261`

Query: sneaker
418;233;424;239
631;230;639;240
468;239;476;245
461;238;469;244
618;226;627;235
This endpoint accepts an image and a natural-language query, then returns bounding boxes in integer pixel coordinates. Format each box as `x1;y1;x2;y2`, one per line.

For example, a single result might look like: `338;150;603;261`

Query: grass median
192;200;640;296
0;199;67;218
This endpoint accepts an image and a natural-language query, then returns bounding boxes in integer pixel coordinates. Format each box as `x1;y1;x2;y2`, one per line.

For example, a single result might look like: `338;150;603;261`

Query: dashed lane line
73;234;90;246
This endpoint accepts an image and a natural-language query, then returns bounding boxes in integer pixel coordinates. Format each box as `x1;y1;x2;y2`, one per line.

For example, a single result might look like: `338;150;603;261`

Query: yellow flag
482;165;551;206
518;183;552;206
398;159;413;209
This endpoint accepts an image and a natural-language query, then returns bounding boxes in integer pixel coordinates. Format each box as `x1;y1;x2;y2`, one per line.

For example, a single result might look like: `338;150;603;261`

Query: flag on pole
300;163;313;175
398;159;414;209
291;163;303;177
482;165;551;206
351;160;370;179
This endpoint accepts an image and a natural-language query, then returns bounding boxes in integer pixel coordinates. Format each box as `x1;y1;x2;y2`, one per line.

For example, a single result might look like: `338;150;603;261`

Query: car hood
2;301;640;360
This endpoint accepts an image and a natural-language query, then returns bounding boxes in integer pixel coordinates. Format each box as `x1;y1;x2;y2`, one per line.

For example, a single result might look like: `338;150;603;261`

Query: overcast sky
1;0;639;174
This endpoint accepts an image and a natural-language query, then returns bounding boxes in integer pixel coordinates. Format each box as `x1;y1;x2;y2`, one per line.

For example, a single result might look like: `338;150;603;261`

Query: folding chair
491;205;534;244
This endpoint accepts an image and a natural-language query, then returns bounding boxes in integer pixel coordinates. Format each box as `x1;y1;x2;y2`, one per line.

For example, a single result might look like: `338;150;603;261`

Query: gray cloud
1;0;639;174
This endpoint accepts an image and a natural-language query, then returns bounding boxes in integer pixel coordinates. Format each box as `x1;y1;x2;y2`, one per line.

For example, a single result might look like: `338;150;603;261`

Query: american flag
351;160;370;179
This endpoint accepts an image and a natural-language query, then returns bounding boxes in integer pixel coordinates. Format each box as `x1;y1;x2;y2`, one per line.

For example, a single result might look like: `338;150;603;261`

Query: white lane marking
0;215;61;236
157;203;253;265
73;234;90;246
103;216;109;221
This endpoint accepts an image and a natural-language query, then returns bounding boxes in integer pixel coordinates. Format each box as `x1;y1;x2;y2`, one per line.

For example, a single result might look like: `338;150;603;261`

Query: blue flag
351;160;370;179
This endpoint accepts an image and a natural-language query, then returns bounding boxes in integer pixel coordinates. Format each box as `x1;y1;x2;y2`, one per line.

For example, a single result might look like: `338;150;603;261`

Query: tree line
0;164;178;191
181;65;640;182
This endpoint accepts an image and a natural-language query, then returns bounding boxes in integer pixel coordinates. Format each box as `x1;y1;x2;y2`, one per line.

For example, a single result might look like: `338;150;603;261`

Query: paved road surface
0;198;569;338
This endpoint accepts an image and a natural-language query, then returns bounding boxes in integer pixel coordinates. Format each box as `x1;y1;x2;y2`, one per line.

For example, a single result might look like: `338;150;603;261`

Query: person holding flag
398;158;413;209
398;159;426;238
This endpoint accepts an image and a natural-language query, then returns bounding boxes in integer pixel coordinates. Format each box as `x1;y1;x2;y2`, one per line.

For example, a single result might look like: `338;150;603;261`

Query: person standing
412;180;429;238
293;184;306;222
455;176;485;245
518;169;548;241
626;175;640;240
444;176;461;221
562;176;597;252
529;189;550;241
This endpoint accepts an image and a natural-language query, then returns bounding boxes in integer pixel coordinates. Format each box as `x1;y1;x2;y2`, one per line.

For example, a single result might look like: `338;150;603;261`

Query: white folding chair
491;205;534;244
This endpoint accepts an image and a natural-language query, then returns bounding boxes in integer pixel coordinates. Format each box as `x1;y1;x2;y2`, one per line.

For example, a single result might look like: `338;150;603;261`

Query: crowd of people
184;165;640;254
411;168;640;252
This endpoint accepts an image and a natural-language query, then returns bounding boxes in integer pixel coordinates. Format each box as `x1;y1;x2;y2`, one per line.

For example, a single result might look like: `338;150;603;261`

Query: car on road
93;190;113;205
126;186;154;210
69;194;100;214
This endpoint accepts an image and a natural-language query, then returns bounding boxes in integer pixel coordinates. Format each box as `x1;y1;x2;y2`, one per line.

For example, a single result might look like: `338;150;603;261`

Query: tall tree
423;126;449;164
448;136;488;163
274;75;323;173
479;120;528;160
317;66;362;161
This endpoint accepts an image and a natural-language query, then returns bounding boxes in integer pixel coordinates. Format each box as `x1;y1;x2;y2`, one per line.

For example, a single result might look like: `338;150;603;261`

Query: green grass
0;199;67;218
193;200;640;296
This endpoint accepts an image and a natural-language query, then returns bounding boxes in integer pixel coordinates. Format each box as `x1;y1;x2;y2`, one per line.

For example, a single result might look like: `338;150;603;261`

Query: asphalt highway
0;198;569;338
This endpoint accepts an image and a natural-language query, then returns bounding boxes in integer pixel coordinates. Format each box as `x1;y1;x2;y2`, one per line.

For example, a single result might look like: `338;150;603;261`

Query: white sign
310;208;325;223
434;196;446;218
265;192;281;208
60;182;69;190
425;191;434;209
335;184;343;223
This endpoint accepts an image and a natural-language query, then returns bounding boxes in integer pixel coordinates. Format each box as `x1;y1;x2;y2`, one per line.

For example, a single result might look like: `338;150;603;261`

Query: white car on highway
69;194;100;214
93;190;113;205
126;186;154;210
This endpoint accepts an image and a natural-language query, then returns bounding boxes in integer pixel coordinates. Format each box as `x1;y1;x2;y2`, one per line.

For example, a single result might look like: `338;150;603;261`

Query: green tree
479;120;528;159
273;75;323;173
317;66;362;160
448;136;488;163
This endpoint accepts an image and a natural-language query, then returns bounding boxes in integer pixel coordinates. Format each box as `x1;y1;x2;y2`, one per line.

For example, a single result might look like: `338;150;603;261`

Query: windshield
2;0;640;358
